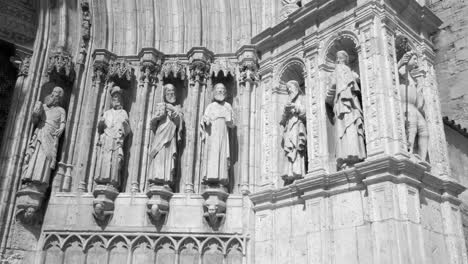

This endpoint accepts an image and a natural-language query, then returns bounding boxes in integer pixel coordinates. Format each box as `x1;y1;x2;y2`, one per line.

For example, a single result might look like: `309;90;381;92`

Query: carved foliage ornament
189;60;210;82
239;61;259;82
211;59;237;78
47;49;75;83
92;61;109;82
161;60;186;80
107;59;133;81
140;61;161;83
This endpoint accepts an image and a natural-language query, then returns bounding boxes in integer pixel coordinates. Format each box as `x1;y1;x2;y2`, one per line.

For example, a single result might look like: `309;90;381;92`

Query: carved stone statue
326;50;366;170
148;84;184;188
280;80;307;184
398;51;428;160
22;86;66;185
94;86;130;187
200;83;234;187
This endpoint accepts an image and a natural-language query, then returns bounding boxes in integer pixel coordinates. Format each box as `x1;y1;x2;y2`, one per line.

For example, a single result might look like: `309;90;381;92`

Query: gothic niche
324;36;366;171
16;48;75;225
200;70;237;230
146;80;185;225
395;36;429;161
278;61;308;185
92;60;133;226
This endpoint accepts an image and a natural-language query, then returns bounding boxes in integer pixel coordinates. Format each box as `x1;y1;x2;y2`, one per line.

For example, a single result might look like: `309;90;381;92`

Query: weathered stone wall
429;0;468;129
445;122;468;254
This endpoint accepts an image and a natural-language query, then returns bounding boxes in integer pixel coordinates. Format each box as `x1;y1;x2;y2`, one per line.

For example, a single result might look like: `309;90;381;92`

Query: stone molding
250;156;466;211
41;231;247;261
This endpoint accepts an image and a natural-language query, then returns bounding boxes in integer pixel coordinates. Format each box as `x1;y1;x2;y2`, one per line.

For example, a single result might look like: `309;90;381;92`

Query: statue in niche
326;50;366;170
21;86;66;185
200;83;234;188
280;80;307;184
148;83;184;189
94;86;130;188
398;51;428;160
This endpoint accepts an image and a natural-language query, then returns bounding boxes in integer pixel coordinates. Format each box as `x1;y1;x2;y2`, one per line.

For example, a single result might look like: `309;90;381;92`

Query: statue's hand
202;116;211;126
33;101;42;114
53;128;64;137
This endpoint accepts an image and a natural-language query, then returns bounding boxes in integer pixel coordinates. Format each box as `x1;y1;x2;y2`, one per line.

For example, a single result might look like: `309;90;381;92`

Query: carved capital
92;61;108;82
47;48;75;83
187;47;213;83
18;56;31;77
138;48;164;82
236;45;259;83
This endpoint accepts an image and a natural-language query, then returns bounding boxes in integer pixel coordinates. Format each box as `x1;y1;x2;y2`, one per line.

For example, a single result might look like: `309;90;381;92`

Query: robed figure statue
280;80;307;184
148;84;184;188
22;86;66;185
200;83;234;188
326;50;366;170
94;86;131;188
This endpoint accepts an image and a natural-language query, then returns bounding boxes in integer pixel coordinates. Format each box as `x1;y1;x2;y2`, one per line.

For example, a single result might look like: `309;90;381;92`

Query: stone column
126;48;163;193
304;43;330;175
236;45;258;195
356;15;393;159
184;47;213;193
418;45;452;179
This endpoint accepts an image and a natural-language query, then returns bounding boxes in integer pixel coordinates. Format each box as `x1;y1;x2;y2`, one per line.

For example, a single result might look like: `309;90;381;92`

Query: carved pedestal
146;185;173;225
92;184;119;226
202;188;229;231
15;183;47;224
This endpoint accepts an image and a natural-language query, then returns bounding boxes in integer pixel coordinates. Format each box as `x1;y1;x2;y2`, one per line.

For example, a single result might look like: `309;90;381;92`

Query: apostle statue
148;83;184;188
326;50;366;170
200;83;234;188
21;86;66;186
398;51;428;160
280;80;307;184
94;86;130;188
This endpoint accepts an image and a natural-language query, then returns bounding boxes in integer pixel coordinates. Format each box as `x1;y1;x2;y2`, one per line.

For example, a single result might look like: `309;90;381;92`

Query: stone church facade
0;0;468;263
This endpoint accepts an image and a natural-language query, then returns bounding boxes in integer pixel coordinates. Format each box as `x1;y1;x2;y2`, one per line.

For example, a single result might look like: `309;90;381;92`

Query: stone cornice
250;156;466;211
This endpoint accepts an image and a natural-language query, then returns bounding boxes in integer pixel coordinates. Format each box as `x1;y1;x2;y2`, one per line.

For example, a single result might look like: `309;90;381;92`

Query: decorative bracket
202;188;229;231
146;185;173;226
92;184;119;227
15;182;47;225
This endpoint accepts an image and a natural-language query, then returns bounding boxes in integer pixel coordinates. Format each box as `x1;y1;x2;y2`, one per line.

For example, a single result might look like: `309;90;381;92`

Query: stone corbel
237;45;259;84
92;184;119;227
146;185;173;225
15;183;47;225
18;56;31;77
202;188;229;231
187;47;213;84
47;47;76;85
138;48;164;84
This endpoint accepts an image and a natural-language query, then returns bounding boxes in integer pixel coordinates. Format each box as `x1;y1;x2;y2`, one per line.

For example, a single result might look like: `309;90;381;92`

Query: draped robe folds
326;64;366;167
201;101;233;187
22;104;66;185
280;96;307;181
149;104;183;186
94;108;130;187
